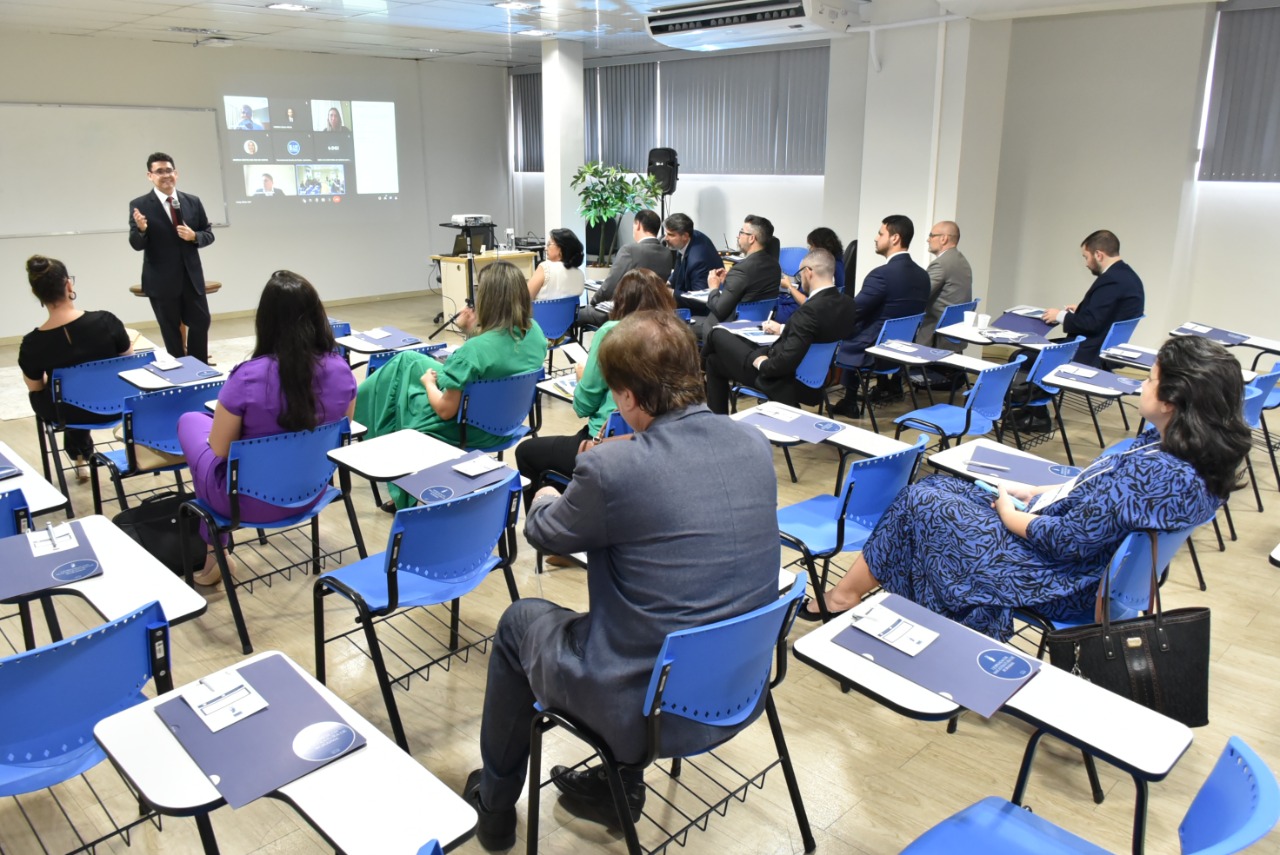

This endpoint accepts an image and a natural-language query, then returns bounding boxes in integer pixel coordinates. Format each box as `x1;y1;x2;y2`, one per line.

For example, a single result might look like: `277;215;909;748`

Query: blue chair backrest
796;341;839;390
532;296;579;341
778;246;808;277
416;842;444;855
51;352;157;419
1100;315;1144;352
366;344;447;376
1179;737;1280;855
383;472;519;608
936;300;979;333
458;369;544;438
965;356;1025;422
1245;371;1280;428
0;490;29;538
875;313;926;347
0;600;168;797
1106;526;1202;620
1026;337;1084;393
602;410;633;438
642;576;805;730
329;319;351;338
124;380;226;456
675;308;692;323
842;437;927;529
737;298;777;322
228;418;348;508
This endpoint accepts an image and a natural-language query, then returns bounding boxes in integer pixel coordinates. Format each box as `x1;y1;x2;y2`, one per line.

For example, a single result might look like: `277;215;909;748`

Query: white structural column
541;39;586;239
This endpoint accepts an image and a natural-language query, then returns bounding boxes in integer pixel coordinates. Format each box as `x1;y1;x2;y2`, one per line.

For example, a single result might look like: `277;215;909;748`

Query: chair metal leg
1053;397;1076;466
601;762;644;855
360;608;409;751
1212;516;1225;551
1129;774;1151;855
1084;393;1106;448
1187;539;1207;591
39;595;62;642
217;541;253;655
946;714;959;734
44;423;75;518
1083;751;1105;804
340;476;368;559
1222;503;1237;541
313;584;329;684
1011;728;1046;806
19;601;36;650
194;812;221;855
527;717;548;854
670;757;683;778
1262;412;1280;487
310;516;322;575
861;372;879;434
1245;456;1263;512
449;597;461;651
765;692;816;852
781;446;798;484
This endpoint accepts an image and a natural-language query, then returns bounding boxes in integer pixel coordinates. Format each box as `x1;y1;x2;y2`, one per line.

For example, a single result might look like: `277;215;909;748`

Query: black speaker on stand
648;148;678;222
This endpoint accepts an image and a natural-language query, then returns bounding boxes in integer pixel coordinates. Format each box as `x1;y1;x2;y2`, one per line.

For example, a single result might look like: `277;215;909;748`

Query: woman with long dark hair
19;255;132;481
776;226;846;323
799;335;1251;639
177;270;357;585
527;227;585;300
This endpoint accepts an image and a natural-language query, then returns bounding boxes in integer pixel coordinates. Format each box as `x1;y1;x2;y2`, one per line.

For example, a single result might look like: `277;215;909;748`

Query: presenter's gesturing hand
176;223;196;242
132;208;148;234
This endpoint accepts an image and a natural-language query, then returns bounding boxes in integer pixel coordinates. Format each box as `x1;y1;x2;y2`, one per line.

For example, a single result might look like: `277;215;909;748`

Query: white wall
0;31;510;340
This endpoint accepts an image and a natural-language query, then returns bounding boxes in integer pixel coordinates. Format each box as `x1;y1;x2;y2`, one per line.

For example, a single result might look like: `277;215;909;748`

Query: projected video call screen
222;95;400;208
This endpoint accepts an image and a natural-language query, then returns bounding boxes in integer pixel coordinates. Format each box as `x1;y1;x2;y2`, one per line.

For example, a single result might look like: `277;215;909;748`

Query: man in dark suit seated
1042;229;1145;366
696;214;783;342
462;311;779;851
578;208;673;328
830;214;930;417
703;248;856;414
664;212;724;304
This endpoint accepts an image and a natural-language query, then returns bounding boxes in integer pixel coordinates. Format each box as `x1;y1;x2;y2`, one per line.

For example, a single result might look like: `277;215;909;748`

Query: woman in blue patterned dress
799;335;1252;640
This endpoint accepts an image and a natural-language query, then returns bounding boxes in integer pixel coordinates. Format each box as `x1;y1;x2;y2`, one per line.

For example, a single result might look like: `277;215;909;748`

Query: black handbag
1045;530;1211;728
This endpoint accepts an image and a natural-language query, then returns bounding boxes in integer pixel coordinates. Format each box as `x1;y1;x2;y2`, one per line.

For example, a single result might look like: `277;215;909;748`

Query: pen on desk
44;521;55;546
967;462;1010;472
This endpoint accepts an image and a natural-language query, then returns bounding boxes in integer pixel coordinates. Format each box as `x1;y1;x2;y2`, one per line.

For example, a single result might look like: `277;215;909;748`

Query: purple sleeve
216;360;262;417
317;354;357;422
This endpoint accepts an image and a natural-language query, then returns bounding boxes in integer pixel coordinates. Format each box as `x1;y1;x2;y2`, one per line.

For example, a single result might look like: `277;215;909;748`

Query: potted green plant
570;162;664;264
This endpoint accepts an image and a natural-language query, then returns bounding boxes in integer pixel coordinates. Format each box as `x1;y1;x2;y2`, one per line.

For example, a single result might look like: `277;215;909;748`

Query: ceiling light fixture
493;2;535;9
517;29;549;36
266;3;316;11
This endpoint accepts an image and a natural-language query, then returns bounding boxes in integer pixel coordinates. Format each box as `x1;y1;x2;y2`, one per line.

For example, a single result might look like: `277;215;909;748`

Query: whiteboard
0;103;229;238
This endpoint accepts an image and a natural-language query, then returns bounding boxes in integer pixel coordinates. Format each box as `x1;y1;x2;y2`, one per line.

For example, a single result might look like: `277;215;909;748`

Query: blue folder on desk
0;450;20;481
992;311;1055;338
351;326;421;349
739;407;846;444
1102;347;1155;368
143;356;224;386
965;445;1080;485
0;521;102;602
878;340;955;362
155;653;366;809
1173;322;1249;345
393;451;515;504
1053;362;1143;394
833;593;1040;718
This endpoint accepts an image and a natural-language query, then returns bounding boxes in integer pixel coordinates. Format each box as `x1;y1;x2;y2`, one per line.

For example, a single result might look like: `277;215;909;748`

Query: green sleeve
437;336;484;391
574;322;617;432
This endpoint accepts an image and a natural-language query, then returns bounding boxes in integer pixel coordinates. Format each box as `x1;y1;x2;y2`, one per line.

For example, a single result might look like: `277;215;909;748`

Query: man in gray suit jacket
917;220;973;351
578;208;673;328
464;312;779;850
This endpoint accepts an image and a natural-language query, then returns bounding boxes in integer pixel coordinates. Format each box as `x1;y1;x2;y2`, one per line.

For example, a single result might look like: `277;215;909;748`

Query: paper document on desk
1102;347;1155;368
719;320;779;345
185;670;269;733
1052;362;1142;394
554;376;578;396
848;600;937;656
1007;305;1046;318
0;521;102;602
560;341;589;364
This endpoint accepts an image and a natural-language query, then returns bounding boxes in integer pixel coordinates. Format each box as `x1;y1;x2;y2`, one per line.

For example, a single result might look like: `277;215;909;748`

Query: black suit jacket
1062;260;1145;366
847;253;931;354
669;230;724;295
756;286;858;405
705;250;782;323
128;190;214;298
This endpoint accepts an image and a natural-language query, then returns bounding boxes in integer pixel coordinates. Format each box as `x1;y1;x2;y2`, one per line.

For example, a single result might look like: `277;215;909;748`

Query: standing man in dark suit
129;152;215;363
1042;229;1144;367
703;248;856;413
462;311;779;850
664;212;723;303
577;209;673;328
830;214;930;417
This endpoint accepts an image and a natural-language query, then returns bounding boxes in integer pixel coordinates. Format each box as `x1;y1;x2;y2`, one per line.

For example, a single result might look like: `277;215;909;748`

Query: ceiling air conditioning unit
646;0;858;51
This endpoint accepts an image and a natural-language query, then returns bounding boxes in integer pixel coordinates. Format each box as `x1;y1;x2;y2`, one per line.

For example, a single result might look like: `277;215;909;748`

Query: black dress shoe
1012;413;1053;433
550;764;646;826
463;769;517;851
829;394;863;418
868;385;904;404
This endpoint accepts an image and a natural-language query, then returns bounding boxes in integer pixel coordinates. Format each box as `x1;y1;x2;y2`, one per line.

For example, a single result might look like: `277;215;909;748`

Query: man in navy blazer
463;312;778;850
1042;230;1145;367
129;152;215;363
830;215;930;417
664;212;724;304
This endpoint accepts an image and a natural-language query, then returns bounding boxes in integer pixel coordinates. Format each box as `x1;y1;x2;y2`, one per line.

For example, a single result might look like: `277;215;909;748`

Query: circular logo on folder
1049;465;1081;478
814;421;842;434
293;721;358;762
420;486;454;502
51;559;98;582
976;649;1033;680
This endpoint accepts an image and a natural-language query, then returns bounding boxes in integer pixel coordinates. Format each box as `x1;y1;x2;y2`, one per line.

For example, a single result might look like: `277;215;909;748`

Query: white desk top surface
58;515;206;624
929;438;1055;487
94;651;476;854
1042;366;1137;398
793;592;1192;780
936;322;1050;351
866;345;1000;374
536;376;577;404
334;333;433;355
328;429;464;482
0;440;68;515
119;365;225;391
730;402;911;458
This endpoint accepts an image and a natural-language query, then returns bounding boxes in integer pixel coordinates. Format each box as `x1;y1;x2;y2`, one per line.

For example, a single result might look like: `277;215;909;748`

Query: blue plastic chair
899;737;1279;855
1260;363;1280;488
1007;337;1083;465
180;418;363;655
675;308;692;323
313;471;521;751
0;489;30;537
778;246;808;276
40;352;158;517
365;343;448;376
1073;315;1146;445
532;295;580;374
933;299;980;347
777;437;926;621
90;380;225;515
894;356;1025;449
416;842;443;855
837;313;926;434
1242;371;1280;513
0;600;171;799
526;576;815;855
1100;314;1145;353
457;368;544;457
736;297;778;322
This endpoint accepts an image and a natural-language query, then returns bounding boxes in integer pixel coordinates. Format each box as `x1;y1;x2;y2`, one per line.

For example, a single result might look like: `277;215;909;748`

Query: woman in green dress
356;261;546;505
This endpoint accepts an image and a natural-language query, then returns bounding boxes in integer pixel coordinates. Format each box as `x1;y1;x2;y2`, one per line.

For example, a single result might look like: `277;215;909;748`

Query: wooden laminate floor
1;293;1277;854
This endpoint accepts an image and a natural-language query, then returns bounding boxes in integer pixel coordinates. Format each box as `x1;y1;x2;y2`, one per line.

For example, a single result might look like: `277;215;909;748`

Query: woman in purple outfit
178;270;357;585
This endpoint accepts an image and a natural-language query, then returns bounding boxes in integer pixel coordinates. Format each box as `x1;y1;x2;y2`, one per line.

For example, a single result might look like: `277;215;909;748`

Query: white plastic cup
977;313;991;327
963;310;977;326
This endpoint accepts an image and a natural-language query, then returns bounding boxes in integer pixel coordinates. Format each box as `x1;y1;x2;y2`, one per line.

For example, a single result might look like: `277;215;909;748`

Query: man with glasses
703;248;856;414
696;214;782;342
918;221;972;351
129;152;215;363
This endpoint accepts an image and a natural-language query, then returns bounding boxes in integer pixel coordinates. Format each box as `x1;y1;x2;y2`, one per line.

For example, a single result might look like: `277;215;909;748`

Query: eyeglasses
150;168;175;176
928;233;954;240
798;266;811;274
737;229;753;238
67;275;76;287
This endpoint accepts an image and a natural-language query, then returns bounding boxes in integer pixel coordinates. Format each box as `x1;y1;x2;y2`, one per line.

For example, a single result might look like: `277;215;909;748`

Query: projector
451;214;493;227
